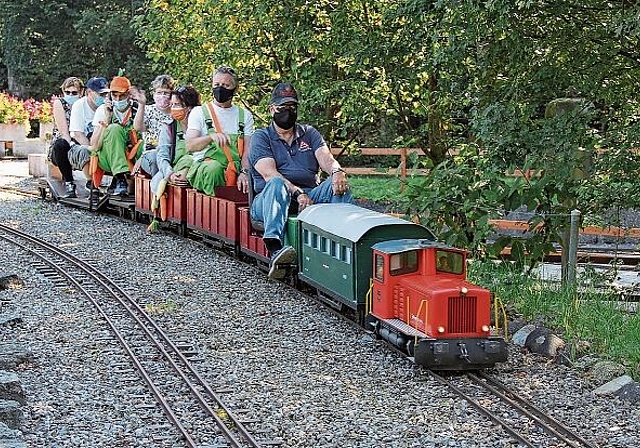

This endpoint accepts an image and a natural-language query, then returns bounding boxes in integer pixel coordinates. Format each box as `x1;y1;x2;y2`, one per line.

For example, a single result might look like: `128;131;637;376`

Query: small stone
593;375;634;396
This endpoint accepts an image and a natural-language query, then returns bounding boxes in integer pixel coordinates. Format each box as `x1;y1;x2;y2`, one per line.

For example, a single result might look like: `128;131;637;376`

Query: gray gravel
1;167;639;447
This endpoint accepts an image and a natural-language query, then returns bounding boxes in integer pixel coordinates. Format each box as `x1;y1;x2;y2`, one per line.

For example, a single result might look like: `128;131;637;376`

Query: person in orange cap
90;73;146;196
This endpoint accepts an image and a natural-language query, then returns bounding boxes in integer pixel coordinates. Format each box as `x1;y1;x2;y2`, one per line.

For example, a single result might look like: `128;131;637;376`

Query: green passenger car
295;204;434;310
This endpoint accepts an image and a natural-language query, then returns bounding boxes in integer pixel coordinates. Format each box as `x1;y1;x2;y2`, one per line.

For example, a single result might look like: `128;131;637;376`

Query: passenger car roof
297;203;432;242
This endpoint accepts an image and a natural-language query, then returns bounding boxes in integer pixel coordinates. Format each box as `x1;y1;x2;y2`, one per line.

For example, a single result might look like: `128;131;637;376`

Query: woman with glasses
136;74;176;177
49;77;85;198
147;85;201;232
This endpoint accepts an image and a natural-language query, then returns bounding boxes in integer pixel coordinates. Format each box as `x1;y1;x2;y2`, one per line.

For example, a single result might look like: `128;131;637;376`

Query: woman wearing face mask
136;74;176;177
49;77;85;198
147;86;201;232
184;65;254;196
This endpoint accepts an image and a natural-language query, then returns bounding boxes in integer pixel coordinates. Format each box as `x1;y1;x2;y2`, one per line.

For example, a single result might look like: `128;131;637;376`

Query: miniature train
38;173;508;370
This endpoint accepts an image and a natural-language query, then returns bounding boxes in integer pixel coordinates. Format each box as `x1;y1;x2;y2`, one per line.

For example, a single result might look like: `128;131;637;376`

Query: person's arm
69;101;90;145
52;99;72;143
253;131;313;210
185;106;229;152
315;145;348;196
130;86;147;132
90;105;111;150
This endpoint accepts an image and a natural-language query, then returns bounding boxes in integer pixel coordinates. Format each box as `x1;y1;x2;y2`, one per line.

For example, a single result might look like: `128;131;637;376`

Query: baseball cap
270;82;298;106
110;76;131;93
86;77;110;94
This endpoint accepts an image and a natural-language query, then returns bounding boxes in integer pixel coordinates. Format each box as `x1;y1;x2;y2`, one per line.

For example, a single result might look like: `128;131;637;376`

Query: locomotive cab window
375;254;384;281
390;250;419;276
436;250;463;275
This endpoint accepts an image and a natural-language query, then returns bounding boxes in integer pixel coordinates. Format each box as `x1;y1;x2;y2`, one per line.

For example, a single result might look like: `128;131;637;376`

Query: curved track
0;223;278;448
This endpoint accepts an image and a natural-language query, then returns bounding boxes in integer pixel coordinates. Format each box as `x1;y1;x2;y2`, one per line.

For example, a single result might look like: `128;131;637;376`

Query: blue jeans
250;177;354;245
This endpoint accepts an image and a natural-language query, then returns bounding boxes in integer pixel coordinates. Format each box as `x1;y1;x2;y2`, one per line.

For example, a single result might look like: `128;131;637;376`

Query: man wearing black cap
249;82;353;279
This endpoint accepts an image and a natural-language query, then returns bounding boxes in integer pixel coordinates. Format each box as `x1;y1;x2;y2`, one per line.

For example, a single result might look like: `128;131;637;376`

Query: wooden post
400;148;407;191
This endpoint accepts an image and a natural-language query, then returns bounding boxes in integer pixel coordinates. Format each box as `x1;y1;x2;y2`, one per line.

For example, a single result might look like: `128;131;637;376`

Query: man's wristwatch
240;168;249;175
331;167;346;176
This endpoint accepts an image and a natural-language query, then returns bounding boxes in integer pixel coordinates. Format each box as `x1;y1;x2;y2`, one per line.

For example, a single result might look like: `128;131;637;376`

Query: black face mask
213;86;235;103
273;109;297;130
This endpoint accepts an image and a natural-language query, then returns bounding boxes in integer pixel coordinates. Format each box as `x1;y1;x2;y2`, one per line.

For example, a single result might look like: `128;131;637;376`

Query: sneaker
107;177;118;194
268;246;296;280
113;178;129;196
63;181;77;198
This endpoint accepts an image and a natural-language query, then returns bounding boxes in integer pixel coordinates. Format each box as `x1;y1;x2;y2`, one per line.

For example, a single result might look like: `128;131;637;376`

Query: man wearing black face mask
184;66;254;195
250;82;354;280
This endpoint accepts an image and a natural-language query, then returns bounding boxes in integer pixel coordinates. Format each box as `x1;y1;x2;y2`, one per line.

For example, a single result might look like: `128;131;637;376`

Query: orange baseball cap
110;76;131;93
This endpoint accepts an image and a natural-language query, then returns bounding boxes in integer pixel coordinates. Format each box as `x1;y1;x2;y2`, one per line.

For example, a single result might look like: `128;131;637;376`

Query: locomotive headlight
461;287;468;294
437;326;445;333
482;325;490;332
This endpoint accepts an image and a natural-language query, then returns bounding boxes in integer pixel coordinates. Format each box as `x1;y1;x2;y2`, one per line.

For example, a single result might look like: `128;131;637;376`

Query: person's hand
237;172;249;193
297;193;314;211
170;172;185;182
332;170;349;195
129;86;146;105
209;132;230;146
104;97;113;113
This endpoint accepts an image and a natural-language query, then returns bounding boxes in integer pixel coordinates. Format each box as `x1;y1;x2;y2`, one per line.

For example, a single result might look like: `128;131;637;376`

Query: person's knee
264;177;288;196
51;139;70;156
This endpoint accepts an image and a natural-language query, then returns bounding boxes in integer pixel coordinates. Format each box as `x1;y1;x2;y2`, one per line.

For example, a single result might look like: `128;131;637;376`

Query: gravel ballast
0;166;638;447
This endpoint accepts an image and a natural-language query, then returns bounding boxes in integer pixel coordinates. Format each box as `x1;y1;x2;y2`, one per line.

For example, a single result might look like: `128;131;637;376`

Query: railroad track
427;370;599;448
320;296;600;447
0;223;280;448
0;184;41;198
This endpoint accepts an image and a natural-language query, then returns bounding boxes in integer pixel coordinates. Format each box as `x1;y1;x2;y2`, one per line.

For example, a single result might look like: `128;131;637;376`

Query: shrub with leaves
0;92;29;124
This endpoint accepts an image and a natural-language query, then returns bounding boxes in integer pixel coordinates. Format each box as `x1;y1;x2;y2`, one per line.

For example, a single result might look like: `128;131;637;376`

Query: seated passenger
49;76;85;197
146;86;201;232
90;74;145;196
137;74;176;177
184;66;253;196
66;76;110;193
249;82;354;279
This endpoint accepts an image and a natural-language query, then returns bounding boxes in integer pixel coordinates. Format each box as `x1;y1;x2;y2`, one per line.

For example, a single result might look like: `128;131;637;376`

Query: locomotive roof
297;203;431;242
372;239;460;254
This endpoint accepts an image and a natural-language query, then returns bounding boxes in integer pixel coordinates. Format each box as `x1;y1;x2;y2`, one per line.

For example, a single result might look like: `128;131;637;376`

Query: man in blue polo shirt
250;82;353;279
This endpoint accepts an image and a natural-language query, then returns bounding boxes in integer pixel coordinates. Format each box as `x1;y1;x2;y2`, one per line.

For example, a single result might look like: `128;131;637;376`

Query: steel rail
0;223;265;448
425;369;538;448
472;371;599;448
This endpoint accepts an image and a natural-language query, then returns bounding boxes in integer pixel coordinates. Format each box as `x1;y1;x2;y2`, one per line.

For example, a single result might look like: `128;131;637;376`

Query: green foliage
0;0;156;98
469;260;640;377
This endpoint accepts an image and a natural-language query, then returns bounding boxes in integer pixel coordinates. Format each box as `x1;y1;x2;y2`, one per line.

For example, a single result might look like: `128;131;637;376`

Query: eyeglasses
155;91;172;97
98;92;111;97
274;104;297;112
64;90;80;95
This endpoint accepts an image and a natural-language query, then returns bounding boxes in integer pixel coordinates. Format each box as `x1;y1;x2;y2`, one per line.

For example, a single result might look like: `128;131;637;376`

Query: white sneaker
268;246;296;279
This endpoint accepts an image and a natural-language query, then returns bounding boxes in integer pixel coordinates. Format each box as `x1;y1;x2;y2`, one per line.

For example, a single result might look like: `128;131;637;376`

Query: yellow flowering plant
0;92;29;124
